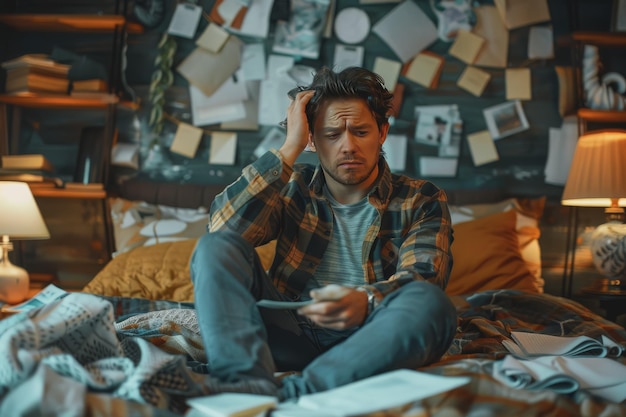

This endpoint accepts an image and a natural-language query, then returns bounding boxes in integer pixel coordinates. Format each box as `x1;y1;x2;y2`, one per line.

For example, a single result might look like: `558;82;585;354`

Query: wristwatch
357;286;376;316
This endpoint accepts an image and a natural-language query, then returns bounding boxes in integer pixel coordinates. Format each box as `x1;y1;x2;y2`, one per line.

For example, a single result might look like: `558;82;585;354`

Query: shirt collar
309;157;392;204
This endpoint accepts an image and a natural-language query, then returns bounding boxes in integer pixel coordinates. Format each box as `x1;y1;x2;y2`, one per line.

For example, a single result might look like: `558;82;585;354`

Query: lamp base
590;221;626;289
0;258;29;305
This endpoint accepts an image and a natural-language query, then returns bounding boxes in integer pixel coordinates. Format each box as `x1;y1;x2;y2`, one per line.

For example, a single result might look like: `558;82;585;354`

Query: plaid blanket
1;290;625;416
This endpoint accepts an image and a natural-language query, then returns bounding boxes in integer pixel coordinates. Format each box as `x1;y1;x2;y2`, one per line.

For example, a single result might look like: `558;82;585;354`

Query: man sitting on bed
190;66;457;401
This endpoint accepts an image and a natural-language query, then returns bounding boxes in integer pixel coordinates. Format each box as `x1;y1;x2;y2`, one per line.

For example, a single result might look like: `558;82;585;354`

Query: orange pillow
446;210;540;295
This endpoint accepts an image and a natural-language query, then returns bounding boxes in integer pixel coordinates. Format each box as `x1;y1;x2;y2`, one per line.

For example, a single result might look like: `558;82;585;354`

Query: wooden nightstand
582;278;626;323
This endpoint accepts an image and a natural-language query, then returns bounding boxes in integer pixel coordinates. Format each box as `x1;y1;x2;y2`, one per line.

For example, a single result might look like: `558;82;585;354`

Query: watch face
133;0;166;28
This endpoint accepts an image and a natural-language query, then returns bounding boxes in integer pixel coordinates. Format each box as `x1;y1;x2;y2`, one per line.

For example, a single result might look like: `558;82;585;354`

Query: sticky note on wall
506;68;532;100
457;66;491;97
467;130;499;166
170;122;203;158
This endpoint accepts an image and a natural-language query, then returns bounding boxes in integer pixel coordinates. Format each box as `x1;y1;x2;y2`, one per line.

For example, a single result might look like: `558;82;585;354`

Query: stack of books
0;154;64;188
2;54;70;95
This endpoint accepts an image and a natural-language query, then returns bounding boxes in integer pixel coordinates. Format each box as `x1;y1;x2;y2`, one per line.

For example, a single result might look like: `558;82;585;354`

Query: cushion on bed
82;239;276;302
449;196;545;286
446;210;541;295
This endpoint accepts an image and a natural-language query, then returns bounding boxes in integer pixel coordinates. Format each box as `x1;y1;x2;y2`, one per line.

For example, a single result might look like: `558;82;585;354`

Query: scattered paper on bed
290;369;469;417
502;331;624;358
187;393;277;417
493;355;626;403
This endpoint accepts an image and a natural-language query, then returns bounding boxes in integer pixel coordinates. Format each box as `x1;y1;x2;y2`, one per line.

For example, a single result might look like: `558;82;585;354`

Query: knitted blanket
0;293;203;416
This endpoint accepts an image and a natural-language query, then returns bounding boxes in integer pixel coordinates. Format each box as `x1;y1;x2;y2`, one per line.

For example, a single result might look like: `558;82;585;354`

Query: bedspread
1;290;625;417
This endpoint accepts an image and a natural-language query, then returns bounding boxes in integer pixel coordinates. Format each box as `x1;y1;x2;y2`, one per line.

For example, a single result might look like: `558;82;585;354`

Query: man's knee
386;281;457;345
191;231;255;283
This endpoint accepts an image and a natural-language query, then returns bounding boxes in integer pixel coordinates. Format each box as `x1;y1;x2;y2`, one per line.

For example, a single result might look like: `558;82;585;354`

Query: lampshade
0;181;50;239
561;130;626;207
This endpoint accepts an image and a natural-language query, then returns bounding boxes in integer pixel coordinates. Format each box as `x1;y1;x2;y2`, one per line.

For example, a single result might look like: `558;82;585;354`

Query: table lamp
561;130;626;290
0;181;50;304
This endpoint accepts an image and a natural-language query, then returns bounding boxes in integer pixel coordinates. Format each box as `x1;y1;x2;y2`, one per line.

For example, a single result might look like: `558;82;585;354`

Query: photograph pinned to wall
273;0;331;59
414;105;462;158
483;100;529;140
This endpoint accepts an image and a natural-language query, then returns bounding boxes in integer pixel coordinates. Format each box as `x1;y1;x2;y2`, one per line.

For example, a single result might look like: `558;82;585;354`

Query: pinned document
170;123;203;158
505;68;532;100
448;29;485;64
373;57;402;92
467;130;499;166
457;66;491;97
168;3;203;39
403;51;444;89
209;132;238;165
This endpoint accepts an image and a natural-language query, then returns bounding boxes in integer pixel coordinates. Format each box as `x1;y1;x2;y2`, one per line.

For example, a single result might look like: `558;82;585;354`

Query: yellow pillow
445;210;541;296
83;239;277;302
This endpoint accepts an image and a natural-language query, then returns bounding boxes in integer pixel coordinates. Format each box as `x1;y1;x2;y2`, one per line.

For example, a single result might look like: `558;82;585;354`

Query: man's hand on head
279;90;315;166
297;284;369;330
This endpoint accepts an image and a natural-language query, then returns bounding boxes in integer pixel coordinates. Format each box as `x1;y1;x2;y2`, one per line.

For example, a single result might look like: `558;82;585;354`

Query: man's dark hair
287;66;394;133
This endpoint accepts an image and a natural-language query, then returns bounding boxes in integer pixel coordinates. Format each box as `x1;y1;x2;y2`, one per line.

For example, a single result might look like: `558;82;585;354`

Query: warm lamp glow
560;130;626;290
0;181;50;304
561;130;626;208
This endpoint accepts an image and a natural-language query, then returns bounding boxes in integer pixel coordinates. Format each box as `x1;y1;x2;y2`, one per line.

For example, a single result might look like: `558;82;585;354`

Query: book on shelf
64;182;105;191
1;54;70;75
1;154;55;172
69;91;118;102
5;72;69;94
71;78;107;92
0;170;64;188
502;331;624;358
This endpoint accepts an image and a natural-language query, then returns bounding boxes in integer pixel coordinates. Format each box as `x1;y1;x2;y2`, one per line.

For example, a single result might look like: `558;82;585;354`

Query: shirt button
272;170;279;176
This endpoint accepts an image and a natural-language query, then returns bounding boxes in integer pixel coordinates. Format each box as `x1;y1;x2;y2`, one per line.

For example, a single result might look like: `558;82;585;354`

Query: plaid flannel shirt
209;149;453;307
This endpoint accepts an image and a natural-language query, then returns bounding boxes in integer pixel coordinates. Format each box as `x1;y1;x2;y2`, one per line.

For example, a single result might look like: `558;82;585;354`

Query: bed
1;180;625;417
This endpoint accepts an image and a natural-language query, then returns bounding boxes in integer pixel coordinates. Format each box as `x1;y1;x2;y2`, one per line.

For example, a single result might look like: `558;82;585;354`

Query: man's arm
208;90;316;244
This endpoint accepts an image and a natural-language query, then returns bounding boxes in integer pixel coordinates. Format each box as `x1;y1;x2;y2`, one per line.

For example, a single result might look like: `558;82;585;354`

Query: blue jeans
190;231;457;399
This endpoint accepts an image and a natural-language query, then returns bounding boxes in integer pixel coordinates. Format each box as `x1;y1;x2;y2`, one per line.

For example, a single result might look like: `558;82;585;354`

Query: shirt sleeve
364;187;453;306
208;149;292;245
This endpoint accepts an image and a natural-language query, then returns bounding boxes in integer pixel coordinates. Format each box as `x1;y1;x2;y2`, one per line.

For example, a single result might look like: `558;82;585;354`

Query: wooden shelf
578;108;626;122
0;14;143;33
30;187;106;199
0;93;118;109
571;31;626;47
